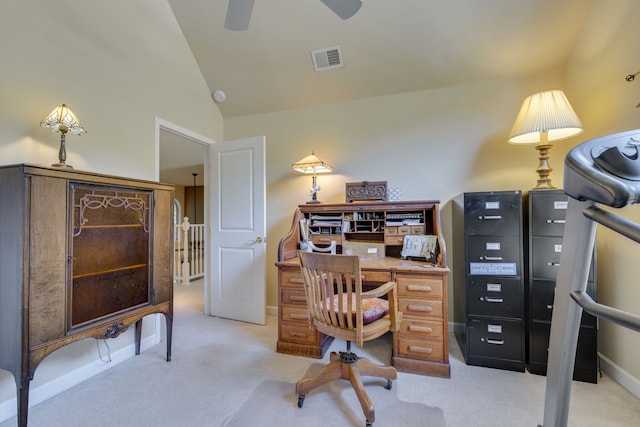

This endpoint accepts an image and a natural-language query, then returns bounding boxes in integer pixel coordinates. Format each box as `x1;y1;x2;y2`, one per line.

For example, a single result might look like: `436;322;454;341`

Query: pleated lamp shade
508;90;583;144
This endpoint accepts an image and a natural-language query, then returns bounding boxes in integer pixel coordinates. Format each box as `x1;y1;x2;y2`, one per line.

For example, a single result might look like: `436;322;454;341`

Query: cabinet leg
165;313;173;362
134;318;142;355
17;379;30;427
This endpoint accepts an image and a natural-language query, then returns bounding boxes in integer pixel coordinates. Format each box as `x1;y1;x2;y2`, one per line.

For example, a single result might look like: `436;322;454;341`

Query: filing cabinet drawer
399;298;442;319
463;192;522;236
531;236;563;279
280;287;308;306
530;193;568;236
466;276;522;318
398;318;444;340
467;317;523;361
396;336;445;362
278;322;317;345
467;236;521;269
396;274;443;299
281;306;310;324
529;322;597;373
530;279;596;326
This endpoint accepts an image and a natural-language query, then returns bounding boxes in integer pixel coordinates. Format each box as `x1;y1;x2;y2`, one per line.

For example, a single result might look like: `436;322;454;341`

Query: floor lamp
508;90;583;189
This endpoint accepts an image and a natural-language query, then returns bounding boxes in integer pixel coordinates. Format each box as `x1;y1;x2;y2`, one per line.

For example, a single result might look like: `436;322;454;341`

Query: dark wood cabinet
0;164;174;426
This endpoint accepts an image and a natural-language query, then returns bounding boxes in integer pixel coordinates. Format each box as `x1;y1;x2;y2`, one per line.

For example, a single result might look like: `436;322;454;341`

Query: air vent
311;45;344;71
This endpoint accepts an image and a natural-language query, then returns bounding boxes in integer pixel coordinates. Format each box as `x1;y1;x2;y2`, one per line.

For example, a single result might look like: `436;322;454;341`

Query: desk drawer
279;321;317;345
384;235;405;245
280;270;304;288
396;336;445;362
396;275;443;299
309;234;342;245
361;270;392;283
281;288;308;306
398;318;444;340
399;298;442;319
281;306;310;324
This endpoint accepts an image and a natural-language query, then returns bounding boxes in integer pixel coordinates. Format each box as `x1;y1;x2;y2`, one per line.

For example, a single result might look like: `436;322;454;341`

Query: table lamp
292;151;333;204
40;103;87;169
508;90;583;189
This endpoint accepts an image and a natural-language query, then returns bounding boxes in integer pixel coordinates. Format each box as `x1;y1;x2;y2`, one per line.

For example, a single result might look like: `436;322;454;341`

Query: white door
209;136;266;324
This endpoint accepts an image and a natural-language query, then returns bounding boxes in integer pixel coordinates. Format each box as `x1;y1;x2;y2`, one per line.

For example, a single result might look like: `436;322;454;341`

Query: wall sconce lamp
40;104;87;169
508;90;583;189
292;151;333;204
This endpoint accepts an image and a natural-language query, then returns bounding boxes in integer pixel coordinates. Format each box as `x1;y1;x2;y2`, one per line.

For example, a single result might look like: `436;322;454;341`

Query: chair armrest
361;281;396;299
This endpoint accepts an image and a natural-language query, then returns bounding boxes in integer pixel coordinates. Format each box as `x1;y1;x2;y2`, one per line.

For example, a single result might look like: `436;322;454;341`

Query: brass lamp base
51;133;73;169
533;143;556;190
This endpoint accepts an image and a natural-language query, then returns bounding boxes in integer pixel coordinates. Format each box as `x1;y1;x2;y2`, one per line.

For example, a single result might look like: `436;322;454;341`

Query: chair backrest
298;251;394;347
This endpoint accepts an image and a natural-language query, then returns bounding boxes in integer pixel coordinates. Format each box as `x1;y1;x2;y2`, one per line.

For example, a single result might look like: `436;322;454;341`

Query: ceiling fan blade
224;0;255;31
320;0;362;20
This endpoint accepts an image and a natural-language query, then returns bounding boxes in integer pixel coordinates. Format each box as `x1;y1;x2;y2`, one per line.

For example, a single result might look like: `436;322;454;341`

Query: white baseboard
599;352;640;399
266;305;277;317
0;334;158;423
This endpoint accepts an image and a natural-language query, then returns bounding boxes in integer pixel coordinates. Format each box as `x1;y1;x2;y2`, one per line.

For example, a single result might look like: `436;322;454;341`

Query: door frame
155;117;215;314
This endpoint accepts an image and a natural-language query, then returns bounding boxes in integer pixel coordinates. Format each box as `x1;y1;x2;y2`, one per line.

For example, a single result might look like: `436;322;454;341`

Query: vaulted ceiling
167;0;591;118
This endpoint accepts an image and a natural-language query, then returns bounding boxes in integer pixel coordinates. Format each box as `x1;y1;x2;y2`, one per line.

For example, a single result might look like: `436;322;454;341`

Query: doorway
155;117;213;312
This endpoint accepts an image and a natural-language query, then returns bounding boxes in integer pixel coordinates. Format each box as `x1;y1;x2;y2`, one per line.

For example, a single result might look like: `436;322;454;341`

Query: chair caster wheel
297;394;305;408
385;380;392;390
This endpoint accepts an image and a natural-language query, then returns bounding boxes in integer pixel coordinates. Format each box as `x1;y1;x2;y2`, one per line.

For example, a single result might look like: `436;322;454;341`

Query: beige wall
224;0;640;391
0;0;222;415
1;0;639;419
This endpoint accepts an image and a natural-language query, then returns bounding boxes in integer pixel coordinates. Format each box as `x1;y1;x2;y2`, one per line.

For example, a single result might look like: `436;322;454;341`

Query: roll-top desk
276;200;450;378
0;164;174;426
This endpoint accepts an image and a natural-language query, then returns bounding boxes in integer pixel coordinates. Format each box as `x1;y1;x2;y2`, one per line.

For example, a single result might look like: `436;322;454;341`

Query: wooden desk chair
295;251;401;427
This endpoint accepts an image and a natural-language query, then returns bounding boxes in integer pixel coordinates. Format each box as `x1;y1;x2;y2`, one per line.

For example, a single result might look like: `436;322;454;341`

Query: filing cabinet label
554;244;562;253
470;262;517;275
488;324;503;334
486;283;501;292
554;201;568;210
486;242;500;250
485;201;500;209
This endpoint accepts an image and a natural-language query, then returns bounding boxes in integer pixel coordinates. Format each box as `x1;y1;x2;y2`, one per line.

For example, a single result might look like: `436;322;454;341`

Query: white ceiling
161;0;593;185
167;0;591;118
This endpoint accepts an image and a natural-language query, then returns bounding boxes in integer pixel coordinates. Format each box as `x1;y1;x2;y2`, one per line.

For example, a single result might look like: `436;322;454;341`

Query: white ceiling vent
311;45;344;71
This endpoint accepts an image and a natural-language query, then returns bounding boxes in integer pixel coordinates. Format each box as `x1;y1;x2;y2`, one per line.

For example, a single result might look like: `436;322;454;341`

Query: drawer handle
407;285;433;292
546;304;553;310
407;304;432;312
546;262;560;267
546;219;566;224
289;277;304;284
486;339;504;345
483;297;504;303
289;331;309;338
408;325;433;333
289;313;309;320
480;215;502;220
481;256;503;261
408;345;433;354
289;295;307;302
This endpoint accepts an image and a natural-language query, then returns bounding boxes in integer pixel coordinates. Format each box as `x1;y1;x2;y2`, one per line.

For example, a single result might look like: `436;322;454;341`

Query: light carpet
224;363;446;427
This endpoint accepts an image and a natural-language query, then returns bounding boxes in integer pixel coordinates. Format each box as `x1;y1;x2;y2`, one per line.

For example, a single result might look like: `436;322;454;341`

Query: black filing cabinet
453;191;525;372
527;189;598;383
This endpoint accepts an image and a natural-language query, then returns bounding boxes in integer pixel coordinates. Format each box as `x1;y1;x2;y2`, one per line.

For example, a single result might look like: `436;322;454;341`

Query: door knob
255;236;263;243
